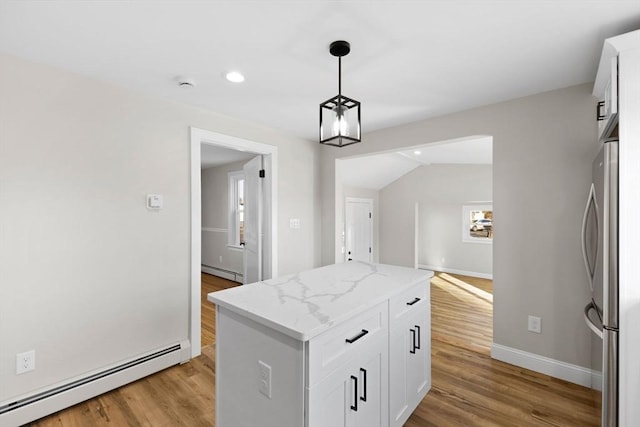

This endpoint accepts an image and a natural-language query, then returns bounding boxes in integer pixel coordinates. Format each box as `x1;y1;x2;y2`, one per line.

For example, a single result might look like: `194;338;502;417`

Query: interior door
345;198;373;263
261;155;272;281
243;155;263;284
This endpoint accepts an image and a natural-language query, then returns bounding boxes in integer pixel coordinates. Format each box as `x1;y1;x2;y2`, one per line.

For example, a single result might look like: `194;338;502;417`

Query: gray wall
320;83;598;368
379;164;493;277
0;52;320;403
201;160;247;275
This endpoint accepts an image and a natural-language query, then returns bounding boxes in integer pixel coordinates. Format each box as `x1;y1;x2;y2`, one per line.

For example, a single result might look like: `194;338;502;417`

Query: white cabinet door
389;282;430;427
389;320;411;425
308;337;387;427
307;361;354;427
405;308;430;405
354;350;386;427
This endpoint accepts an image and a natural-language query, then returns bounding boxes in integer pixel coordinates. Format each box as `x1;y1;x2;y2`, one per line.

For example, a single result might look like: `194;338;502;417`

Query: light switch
289;218;301;229
147;194;163;210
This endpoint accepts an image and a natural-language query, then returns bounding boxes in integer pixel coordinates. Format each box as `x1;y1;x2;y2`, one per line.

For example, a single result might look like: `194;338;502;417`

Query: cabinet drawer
389;280;428;324
307;302;388;387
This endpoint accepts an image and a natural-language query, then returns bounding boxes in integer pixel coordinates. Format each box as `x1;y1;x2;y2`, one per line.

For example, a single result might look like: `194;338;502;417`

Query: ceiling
201;144;255;169
1;1;638;143
339;136;492;190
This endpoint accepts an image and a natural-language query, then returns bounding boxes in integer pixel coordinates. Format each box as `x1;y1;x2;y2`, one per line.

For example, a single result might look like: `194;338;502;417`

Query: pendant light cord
338;56;342;109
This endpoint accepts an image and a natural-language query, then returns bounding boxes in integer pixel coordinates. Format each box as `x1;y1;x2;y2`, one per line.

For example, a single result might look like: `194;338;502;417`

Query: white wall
0;52;320;405
378;164;492;277
320;83;597;370
201;161;246;276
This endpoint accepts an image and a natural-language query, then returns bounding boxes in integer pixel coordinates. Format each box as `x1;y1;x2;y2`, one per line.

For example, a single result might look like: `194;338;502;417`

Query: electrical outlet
528;315;541;333
258;360;272;398
16;350;35;374
219;255;223;263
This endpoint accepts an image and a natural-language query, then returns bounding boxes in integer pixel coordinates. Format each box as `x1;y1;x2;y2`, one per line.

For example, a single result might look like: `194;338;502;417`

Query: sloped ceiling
339;136;492;190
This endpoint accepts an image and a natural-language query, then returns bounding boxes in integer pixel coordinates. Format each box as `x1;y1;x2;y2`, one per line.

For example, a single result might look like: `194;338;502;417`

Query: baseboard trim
202;227;227;233
491;343;602;390
418;264;492;280
202;265;243;283
592;370;602;391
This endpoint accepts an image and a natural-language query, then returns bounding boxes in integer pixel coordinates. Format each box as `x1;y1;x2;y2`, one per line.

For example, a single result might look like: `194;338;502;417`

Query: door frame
345;197;374;263
190;127;278;358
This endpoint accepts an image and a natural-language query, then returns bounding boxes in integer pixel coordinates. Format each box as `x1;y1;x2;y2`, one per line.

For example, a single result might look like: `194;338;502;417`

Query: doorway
335;135;492;277
200;152;271;284
190;127;278;358
345;197;373;262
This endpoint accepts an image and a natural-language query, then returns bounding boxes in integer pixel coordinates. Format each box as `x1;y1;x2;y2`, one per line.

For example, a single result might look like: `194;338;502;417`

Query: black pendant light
319;40;361;147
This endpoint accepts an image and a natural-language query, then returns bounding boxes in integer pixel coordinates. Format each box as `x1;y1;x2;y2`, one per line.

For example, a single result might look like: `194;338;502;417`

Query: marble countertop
207;262;432;341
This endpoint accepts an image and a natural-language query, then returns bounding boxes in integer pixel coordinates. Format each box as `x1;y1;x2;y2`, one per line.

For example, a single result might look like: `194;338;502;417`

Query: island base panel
216;306;305;427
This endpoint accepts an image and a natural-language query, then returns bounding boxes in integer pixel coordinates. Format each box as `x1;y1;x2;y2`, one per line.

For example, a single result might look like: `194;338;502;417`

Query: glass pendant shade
333;105;349;136
320;95;361;147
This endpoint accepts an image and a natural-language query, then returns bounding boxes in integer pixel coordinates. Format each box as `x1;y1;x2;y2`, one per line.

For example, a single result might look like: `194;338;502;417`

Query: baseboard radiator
0;340;191;427
202;264;243;283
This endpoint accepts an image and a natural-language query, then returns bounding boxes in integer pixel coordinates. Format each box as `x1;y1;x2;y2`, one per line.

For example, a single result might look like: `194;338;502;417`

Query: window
228;171;245;248
462;204;493;243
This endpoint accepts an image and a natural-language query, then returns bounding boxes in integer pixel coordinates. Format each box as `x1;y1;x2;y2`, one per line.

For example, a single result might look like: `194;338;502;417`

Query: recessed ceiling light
414;150;422;155
225;71;245;83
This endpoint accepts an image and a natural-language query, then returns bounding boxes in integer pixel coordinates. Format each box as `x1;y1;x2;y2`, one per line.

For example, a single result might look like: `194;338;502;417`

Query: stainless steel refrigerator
582;137;618;426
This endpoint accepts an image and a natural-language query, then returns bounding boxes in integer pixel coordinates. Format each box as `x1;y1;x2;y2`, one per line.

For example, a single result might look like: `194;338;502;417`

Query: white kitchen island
208;261;433;427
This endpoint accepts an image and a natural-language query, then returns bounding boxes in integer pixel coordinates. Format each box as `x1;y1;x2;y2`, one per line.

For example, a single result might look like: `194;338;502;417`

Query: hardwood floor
28;272;600;426
430;273;493;355
201;273;238;347
407;272;600;426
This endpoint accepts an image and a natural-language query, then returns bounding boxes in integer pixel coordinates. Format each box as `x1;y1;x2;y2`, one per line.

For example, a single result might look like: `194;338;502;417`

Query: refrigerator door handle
581;183;599;291
583;301;603;339
603;138;619;329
